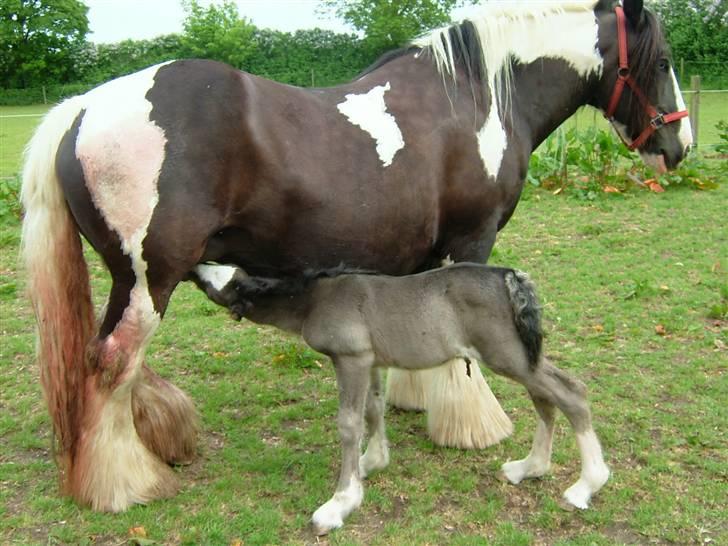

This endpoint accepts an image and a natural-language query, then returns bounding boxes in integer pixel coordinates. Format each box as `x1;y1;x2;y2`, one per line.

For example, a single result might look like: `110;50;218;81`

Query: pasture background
0;104;726;545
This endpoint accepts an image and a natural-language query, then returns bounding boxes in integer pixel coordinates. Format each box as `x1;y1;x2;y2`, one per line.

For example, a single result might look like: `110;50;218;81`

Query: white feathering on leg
385;368;430;411
427;358;512;448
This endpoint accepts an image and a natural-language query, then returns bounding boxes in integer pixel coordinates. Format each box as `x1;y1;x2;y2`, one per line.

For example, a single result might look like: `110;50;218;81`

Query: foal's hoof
311;511;343;536
562;480;593;510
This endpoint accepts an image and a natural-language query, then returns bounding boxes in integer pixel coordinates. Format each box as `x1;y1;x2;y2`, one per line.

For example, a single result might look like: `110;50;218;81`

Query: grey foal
191;263;609;535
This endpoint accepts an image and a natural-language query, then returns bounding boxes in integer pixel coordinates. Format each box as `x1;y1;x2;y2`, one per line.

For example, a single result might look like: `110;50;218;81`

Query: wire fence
2;81;726;151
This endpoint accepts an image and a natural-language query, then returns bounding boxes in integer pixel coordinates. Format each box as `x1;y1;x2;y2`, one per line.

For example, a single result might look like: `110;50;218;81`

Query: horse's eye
658;59;670;72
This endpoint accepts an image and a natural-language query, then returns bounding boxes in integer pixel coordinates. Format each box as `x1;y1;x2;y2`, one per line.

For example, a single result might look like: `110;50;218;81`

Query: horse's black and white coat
21;0;689;527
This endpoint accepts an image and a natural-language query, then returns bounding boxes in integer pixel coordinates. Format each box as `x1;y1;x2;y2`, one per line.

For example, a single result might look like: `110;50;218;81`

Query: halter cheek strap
605;6;689;151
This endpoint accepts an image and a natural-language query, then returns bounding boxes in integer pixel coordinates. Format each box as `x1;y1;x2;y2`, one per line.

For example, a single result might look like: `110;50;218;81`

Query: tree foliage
0;0;89;87
247;28;369;86
77;35;185;85
319;0;473;56
180;0;257;68
651;0;727;61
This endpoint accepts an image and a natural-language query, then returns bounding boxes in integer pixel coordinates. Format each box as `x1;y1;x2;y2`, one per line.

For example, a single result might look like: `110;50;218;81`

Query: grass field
0;104;726;545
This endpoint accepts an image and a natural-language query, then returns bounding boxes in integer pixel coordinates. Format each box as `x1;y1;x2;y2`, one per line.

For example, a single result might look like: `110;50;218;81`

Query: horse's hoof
562;480;591;510
500;460;526;484
311;516;343;536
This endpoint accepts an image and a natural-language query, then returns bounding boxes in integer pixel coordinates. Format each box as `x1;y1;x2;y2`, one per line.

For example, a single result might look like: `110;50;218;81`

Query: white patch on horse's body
336;82;405;167
194;264;238;291
477;104;509;179
75;62;173;330
670;68;694;150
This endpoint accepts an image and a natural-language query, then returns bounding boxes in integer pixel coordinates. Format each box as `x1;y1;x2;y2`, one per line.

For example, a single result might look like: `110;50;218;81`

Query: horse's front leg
312;353;373;535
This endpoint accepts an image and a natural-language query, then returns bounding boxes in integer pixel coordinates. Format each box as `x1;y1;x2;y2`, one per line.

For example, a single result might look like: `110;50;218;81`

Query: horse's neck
245;293;310;335
511;62;597;151
463;4;604;152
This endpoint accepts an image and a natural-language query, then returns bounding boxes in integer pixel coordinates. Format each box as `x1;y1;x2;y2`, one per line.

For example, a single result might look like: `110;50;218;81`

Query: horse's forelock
625;9;668;131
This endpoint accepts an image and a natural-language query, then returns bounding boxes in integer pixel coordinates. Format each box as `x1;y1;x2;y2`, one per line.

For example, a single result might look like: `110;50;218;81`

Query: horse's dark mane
355;20;484;83
356;47;418;79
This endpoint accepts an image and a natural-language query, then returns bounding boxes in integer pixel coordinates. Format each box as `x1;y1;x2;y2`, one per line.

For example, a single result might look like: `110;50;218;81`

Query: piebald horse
21;0;690;523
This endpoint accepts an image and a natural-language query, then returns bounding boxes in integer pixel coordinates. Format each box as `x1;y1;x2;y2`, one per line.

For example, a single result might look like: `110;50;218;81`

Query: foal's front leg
360;368;389;478
312;354;373;535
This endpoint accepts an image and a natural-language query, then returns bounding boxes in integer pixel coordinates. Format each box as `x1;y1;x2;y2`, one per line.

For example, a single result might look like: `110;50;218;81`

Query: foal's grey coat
191;263;609;534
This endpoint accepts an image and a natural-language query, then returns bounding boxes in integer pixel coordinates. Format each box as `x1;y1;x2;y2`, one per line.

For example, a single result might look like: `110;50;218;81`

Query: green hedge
0;83;97;106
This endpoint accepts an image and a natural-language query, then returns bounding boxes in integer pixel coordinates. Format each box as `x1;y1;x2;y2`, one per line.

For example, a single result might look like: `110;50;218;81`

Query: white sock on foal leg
502;418;554;483
311;477;364;535
563;429;610;509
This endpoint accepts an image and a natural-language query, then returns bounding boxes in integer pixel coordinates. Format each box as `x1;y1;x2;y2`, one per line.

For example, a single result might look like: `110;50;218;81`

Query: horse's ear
623;0;645;28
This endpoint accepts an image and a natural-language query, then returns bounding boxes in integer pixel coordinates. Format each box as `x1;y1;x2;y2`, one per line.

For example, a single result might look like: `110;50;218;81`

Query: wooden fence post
679;58;684;85
689;76;700;146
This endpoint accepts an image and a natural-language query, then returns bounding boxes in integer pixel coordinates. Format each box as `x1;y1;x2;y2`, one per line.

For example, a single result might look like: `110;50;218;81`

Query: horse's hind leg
96;300;198;466
501;396;555;483
359;368;389;478
312;353;373;535
504;360;609;509
132;363;199;465
73;275;180;511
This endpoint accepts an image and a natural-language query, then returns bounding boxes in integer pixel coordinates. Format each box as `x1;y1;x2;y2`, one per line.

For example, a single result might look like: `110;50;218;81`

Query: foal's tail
504;270;542;368
20;97;96;493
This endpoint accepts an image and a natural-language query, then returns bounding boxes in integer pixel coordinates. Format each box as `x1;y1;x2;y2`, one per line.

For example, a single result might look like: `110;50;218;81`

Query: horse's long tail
504;270;543;369
20;96;95;494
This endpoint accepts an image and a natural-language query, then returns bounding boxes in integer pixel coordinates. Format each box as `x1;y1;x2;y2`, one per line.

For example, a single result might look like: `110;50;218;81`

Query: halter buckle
650;113;666;129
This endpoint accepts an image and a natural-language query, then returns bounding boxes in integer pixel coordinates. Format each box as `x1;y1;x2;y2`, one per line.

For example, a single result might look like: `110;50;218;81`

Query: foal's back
304;264;521;368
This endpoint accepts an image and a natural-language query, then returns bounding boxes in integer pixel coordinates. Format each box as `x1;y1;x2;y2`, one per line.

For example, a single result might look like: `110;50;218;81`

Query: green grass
0;105;48;177
1;105;726;545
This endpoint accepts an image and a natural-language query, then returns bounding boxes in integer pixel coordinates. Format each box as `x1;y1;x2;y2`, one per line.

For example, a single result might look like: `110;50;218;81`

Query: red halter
605;6;688;151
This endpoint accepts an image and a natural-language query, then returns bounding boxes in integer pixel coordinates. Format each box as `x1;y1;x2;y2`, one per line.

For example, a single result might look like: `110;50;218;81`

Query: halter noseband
605;6;688;151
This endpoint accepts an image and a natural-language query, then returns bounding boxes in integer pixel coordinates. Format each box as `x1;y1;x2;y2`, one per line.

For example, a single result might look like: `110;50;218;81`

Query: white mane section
413;0;603;116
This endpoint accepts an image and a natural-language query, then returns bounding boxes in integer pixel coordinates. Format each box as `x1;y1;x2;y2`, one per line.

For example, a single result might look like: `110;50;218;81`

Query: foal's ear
623;0;645;28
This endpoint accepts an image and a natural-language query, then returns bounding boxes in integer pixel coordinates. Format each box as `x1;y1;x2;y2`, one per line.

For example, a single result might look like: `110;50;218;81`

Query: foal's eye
658;59;670;72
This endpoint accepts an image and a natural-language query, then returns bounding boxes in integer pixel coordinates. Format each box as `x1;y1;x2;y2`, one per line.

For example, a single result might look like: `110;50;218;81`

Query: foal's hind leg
360;368;389;478
312;353;373;535
511;361;609;509
501;397;555;483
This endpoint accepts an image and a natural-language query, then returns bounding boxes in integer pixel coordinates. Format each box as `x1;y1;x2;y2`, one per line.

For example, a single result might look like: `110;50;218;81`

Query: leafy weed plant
529;126;725;196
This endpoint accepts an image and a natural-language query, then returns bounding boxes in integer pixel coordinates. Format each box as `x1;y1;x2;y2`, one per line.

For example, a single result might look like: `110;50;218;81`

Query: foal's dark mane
235;265;378;301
